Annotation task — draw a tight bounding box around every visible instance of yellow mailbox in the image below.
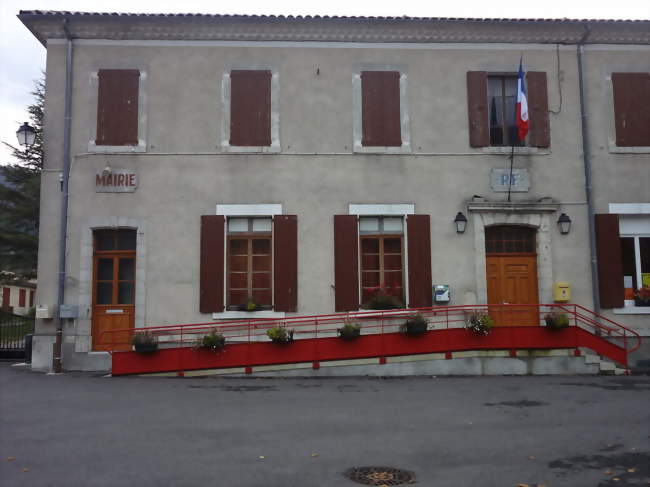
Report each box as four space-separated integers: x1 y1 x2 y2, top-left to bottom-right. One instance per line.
554 282 571 302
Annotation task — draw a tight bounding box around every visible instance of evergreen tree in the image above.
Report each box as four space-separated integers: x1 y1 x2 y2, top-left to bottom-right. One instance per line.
0 77 44 278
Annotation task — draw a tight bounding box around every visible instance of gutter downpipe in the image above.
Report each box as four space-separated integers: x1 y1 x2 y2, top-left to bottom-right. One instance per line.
52 19 73 373
576 25 601 314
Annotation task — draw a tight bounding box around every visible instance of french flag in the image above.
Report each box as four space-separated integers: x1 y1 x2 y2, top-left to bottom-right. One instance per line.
516 59 529 142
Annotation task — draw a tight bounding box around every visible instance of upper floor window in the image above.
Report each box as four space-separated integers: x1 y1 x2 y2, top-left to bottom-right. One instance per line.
361 71 402 147
467 71 549 149
96 69 140 146
230 70 272 147
612 72 650 148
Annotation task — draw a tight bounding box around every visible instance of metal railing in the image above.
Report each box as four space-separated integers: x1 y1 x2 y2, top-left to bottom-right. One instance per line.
99 303 641 358
0 311 35 358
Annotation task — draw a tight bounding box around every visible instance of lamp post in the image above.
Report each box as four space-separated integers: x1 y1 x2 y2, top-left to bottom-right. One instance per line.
16 122 36 147
454 212 468 234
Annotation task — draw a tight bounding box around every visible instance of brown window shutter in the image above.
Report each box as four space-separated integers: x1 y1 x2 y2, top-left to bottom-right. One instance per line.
230 70 272 146
595 214 624 309
361 71 402 147
466 71 489 147
334 215 359 311
273 215 298 312
200 215 225 313
406 215 432 308
526 72 550 148
96 69 140 146
612 73 650 147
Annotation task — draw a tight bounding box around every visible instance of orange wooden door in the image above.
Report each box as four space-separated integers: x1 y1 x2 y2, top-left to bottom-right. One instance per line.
92 253 135 351
486 255 539 326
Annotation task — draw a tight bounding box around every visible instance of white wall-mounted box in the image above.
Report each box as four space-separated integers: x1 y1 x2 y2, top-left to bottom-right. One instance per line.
35 305 53 319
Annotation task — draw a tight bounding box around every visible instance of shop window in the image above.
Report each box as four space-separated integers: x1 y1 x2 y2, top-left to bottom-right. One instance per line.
361 71 402 147
227 218 273 309
612 73 650 147
229 70 272 147
621 236 650 306
96 69 140 146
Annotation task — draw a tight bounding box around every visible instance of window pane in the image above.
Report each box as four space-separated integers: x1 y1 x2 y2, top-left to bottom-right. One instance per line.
229 273 247 289
230 239 248 255
383 217 403 233
640 238 650 287
117 230 136 250
96 282 113 304
97 258 113 281
117 282 134 305
252 272 271 288
118 258 135 281
252 218 272 232
229 290 248 306
362 254 380 271
384 238 402 254
228 218 248 233
359 217 379 233
95 231 115 251
621 237 637 293
384 271 403 289
252 289 272 305
229 256 248 272
384 254 402 271
361 238 379 253
252 255 271 271
252 239 271 254
362 272 380 287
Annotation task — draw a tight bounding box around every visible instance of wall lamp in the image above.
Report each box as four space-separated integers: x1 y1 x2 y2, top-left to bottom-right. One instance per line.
557 213 572 235
16 122 36 147
454 212 468 234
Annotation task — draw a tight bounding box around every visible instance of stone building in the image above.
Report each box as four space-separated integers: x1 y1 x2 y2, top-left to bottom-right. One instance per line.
18 11 650 372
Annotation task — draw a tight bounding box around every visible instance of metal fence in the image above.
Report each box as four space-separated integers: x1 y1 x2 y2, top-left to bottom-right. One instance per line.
0 311 35 359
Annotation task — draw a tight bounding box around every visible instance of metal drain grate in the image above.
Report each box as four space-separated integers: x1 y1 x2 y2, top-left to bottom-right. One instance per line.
344 466 416 485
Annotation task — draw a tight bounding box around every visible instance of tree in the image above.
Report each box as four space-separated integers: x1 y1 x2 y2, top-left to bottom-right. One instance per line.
0 77 44 278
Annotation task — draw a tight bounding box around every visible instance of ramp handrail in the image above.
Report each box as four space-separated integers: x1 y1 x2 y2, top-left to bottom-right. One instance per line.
99 303 641 361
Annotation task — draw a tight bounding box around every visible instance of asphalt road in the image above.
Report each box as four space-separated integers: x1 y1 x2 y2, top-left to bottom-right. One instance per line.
1 362 649 487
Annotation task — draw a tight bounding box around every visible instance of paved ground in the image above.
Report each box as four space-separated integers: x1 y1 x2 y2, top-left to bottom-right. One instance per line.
1 362 649 487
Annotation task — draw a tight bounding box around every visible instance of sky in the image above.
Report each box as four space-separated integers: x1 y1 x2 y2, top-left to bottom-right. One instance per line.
1 0 648 164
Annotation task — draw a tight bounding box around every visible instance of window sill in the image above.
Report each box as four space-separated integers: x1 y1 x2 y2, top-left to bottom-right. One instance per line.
220 143 281 154
613 306 650 315
88 141 147 153
212 311 286 320
608 144 650 154
353 143 412 154
481 146 548 155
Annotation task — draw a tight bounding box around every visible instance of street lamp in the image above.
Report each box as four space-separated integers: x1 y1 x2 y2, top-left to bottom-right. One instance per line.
16 122 36 147
557 213 572 235
454 212 468 234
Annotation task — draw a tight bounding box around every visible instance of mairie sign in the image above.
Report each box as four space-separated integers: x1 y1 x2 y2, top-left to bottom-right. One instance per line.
95 169 138 193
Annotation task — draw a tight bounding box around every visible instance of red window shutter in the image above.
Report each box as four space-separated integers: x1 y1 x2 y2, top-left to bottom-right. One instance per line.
612 73 650 147
230 70 272 146
273 215 298 312
466 71 489 147
2 287 9 311
595 214 624 309
334 215 359 311
19 289 26 307
200 215 225 313
406 215 432 308
526 72 550 148
29 290 34 307
96 69 140 146
361 71 402 147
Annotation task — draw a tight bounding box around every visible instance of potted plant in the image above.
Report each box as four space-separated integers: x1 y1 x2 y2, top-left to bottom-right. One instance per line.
266 325 294 344
634 287 650 307
544 312 570 330
237 298 262 312
195 329 226 352
465 313 494 336
337 321 361 340
132 331 158 353
400 313 428 335
361 283 404 310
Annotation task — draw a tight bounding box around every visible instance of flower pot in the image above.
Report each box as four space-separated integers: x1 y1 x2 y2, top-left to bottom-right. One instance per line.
338 327 361 340
134 342 158 354
403 320 428 335
634 297 650 307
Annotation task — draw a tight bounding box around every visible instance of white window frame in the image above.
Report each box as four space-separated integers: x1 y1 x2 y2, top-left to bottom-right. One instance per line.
610 205 650 314
352 67 411 154
88 69 148 153
213 204 285 319
220 67 281 153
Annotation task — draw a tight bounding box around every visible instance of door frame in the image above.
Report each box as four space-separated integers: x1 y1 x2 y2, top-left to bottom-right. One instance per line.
467 202 560 306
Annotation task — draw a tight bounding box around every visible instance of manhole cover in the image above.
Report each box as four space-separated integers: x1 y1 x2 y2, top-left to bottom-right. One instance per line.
345 466 416 485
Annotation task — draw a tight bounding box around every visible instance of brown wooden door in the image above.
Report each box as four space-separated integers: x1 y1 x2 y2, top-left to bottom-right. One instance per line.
91 230 136 351
486 255 539 326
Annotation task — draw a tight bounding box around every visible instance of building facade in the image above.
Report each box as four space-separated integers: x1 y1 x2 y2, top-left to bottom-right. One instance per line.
19 11 650 372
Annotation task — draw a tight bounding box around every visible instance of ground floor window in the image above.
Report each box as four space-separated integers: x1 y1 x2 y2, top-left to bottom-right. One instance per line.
621 236 650 307
227 218 272 310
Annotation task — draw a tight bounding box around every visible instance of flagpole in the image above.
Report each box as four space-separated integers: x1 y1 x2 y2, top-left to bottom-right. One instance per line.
507 143 515 202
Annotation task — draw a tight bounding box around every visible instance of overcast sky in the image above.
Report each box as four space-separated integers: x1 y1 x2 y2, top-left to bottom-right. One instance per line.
1 0 648 164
